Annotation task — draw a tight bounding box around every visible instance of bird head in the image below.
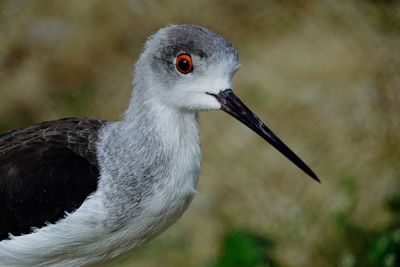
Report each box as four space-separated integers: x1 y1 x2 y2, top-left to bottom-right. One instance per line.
134 24 239 111
132 24 320 182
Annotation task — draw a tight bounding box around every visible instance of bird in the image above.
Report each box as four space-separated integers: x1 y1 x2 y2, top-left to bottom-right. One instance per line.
0 24 319 267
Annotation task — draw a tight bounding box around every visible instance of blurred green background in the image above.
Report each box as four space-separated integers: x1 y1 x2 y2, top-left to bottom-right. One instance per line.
1 1 400 266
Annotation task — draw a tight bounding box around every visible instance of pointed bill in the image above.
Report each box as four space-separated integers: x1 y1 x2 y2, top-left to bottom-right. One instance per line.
208 89 320 182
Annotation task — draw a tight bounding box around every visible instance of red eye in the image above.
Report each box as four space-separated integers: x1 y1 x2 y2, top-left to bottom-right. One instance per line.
175 54 193 74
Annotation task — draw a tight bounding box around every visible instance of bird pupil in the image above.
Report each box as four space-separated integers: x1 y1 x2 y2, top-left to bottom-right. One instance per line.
179 59 189 70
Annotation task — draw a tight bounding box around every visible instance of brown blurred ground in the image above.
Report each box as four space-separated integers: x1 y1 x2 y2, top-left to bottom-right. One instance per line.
1 1 400 267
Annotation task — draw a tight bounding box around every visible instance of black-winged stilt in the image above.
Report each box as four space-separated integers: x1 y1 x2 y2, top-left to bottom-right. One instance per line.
0 24 319 267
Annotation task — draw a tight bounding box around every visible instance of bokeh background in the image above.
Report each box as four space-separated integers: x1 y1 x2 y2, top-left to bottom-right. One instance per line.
1 1 400 266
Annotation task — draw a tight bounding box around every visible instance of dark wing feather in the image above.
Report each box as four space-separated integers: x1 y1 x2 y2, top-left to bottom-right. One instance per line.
0 118 105 241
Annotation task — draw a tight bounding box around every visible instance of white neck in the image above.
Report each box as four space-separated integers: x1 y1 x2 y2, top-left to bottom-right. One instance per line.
98 82 202 222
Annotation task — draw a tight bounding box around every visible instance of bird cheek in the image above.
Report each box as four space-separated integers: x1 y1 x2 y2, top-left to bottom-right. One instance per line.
180 92 221 111
196 93 222 111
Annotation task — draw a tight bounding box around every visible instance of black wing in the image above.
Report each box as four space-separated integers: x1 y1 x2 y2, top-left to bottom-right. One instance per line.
0 118 105 241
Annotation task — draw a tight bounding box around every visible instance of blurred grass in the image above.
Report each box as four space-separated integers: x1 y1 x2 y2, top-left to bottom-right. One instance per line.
1 0 400 266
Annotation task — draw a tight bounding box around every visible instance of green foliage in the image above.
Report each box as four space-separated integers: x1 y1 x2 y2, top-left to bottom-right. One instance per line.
336 182 400 267
366 228 400 267
210 230 281 267
365 190 400 267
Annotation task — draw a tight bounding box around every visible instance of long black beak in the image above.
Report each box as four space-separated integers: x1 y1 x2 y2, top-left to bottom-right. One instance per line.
207 89 320 183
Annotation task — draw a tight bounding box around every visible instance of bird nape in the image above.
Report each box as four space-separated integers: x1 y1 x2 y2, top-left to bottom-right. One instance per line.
0 24 319 267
